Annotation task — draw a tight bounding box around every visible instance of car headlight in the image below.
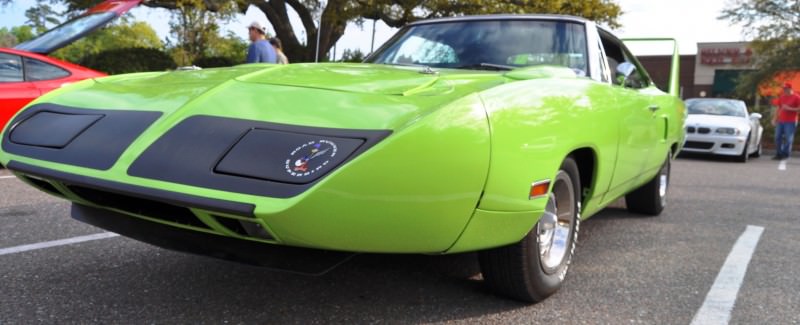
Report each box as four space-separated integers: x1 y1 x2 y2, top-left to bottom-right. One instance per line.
715 127 740 135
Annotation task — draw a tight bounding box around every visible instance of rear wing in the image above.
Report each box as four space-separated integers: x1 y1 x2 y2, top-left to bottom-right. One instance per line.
622 38 680 98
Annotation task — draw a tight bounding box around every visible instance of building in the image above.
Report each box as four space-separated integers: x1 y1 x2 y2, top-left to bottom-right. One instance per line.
638 42 756 99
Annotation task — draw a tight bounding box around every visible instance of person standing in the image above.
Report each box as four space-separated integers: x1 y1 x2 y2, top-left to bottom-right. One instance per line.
246 22 277 64
771 82 800 160
269 37 289 64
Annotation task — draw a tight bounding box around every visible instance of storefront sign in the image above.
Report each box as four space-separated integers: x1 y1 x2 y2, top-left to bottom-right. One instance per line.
699 47 753 65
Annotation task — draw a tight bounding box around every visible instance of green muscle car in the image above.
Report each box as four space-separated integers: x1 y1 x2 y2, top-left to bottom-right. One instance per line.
0 15 685 302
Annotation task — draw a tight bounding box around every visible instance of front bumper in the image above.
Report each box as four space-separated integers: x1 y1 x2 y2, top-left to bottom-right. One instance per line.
681 133 747 156
1 101 527 256
7 160 541 258
71 203 354 275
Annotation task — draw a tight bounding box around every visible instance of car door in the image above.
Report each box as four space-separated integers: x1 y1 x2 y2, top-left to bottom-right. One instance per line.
0 52 41 128
598 31 662 198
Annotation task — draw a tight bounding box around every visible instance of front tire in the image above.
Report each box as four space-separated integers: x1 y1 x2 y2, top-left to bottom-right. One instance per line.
625 153 670 216
479 157 580 303
751 140 762 158
735 134 751 163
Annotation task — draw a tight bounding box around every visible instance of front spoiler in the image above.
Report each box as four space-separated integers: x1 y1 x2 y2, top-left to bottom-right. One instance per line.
72 203 355 275
7 160 254 216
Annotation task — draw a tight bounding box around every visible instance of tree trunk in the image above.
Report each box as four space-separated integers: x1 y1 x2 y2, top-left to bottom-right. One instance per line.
250 0 347 63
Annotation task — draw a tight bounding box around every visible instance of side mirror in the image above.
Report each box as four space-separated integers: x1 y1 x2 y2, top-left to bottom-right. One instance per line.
615 62 636 86
750 113 762 120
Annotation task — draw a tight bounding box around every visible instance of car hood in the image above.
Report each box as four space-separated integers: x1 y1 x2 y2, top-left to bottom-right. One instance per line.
686 114 750 128
14 0 141 54
43 63 575 131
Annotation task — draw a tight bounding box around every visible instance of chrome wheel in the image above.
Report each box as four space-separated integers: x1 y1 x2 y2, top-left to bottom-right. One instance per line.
537 170 575 273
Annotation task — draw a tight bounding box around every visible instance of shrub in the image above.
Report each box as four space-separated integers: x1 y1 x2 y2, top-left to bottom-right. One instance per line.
193 56 239 68
80 47 177 75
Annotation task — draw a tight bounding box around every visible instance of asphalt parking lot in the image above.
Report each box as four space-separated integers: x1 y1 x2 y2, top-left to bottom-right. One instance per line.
1 154 799 324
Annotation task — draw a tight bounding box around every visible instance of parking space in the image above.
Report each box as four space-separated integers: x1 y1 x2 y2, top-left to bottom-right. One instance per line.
1 156 799 323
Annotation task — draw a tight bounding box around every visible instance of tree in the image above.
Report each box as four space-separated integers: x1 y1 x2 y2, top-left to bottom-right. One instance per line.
0 26 39 47
25 0 62 34
340 48 365 62
720 0 800 98
0 28 17 47
167 0 239 66
11 26 36 43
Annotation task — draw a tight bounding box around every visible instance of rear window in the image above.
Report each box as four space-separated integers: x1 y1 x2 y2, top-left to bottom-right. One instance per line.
24 57 71 81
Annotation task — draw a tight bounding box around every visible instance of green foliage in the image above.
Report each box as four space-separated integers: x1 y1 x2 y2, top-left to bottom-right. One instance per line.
0 26 37 47
167 0 239 66
0 28 18 47
12 25 36 43
340 48 365 62
79 47 176 74
51 20 164 63
202 31 248 64
721 0 800 99
193 56 237 68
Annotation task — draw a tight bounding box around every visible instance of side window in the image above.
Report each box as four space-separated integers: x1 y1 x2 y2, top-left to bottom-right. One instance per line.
599 31 649 89
620 48 649 89
0 53 24 82
23 57 70 81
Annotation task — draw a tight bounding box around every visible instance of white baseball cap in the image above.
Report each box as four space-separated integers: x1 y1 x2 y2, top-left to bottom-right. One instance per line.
247 21 266 34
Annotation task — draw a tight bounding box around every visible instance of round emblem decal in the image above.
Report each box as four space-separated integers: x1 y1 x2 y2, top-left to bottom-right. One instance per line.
285 140 338 177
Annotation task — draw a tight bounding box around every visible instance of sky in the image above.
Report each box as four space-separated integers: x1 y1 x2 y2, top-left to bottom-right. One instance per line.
0 0 747 58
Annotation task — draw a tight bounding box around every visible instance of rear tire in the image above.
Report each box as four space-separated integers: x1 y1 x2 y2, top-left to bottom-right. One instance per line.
625 153 670 216
479 157 580 303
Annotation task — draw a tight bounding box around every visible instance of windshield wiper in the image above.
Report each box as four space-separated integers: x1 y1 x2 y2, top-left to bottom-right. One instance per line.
456 63 515 71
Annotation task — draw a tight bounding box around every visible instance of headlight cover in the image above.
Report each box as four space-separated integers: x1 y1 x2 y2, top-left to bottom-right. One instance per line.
215 129 366 184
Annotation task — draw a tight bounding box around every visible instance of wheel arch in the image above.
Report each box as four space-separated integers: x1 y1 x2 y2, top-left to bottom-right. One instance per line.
567 147 596 204
670 142 680 158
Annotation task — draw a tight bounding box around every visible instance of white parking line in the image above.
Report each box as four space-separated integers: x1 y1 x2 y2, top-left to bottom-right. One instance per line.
0 232 119 256
0 175 16 180
778 160 787 171
691 225 764 325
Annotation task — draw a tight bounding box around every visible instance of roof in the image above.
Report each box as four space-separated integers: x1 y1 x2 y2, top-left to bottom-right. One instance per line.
407 14 591 26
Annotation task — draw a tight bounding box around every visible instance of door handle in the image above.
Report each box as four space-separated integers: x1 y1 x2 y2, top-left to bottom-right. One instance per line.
648 105 660 112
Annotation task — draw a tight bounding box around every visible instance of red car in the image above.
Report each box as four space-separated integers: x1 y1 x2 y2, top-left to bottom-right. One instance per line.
0 0 141 130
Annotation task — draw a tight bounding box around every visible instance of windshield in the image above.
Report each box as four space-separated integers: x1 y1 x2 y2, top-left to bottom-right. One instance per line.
15 12 115 54
686 99 747 117
366 19 588 74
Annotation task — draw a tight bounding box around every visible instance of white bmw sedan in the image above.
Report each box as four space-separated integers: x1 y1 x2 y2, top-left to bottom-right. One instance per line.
681 98 764 162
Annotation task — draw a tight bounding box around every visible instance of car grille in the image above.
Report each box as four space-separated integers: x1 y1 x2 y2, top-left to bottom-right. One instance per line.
66 185 211 229
686 126 711 134
684 141 714 149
